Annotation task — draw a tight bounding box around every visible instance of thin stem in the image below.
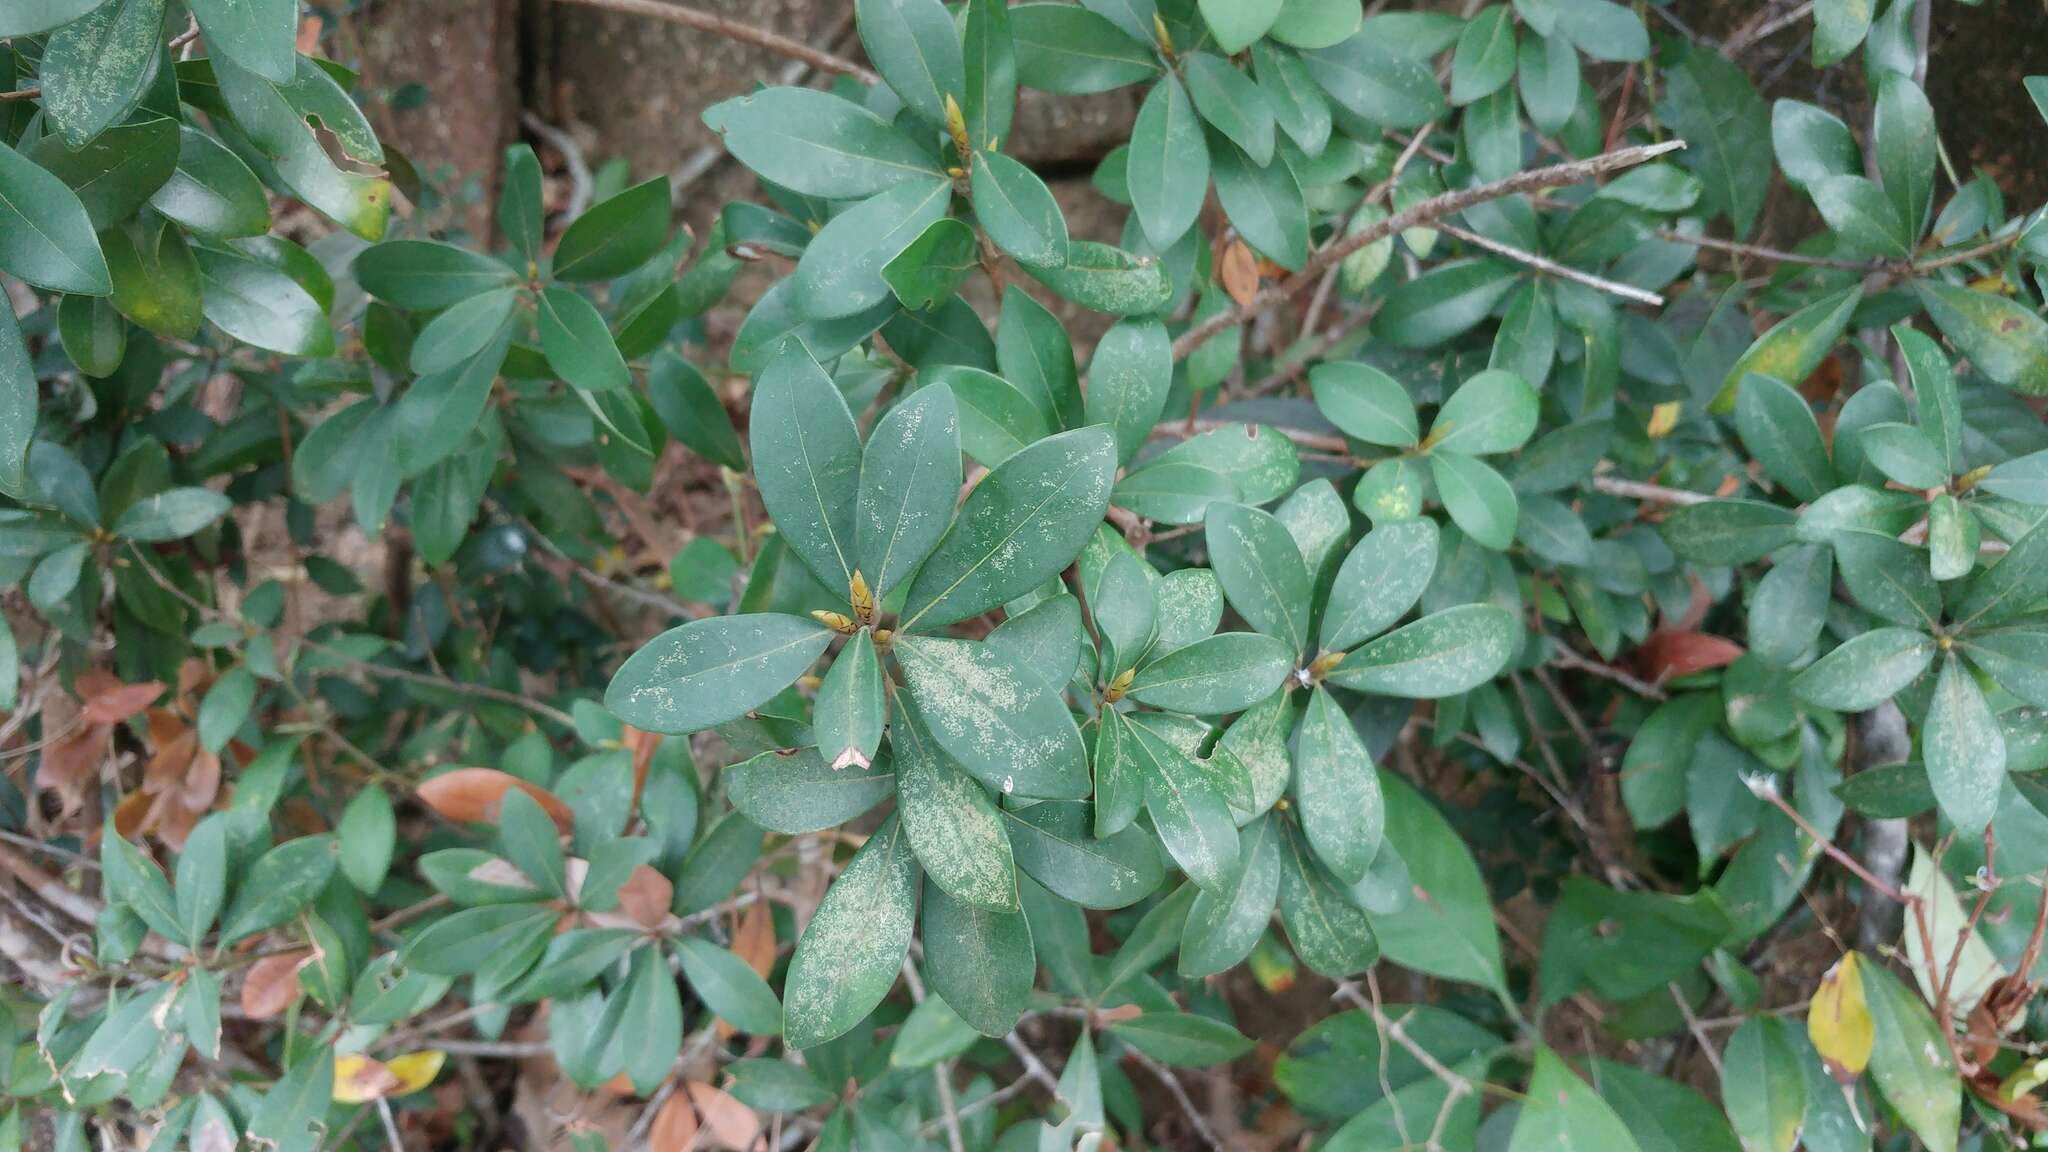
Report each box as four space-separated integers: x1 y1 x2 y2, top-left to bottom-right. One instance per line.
1759 788 1910 904
1437 222 1665 306
546 0 878 83
1173 140 1689 360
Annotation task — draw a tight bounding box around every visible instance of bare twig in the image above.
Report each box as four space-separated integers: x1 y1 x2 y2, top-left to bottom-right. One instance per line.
1590 473 1713 506
547 0 877 83
1173 140 1689 360
1437 222 1665 306
1124 1047 1225 1152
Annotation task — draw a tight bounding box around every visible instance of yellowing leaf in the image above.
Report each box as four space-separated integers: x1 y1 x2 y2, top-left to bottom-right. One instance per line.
385 1050 447 1095
1808 952 1874 1077
333 1050 445 1103
1647 401 1682 439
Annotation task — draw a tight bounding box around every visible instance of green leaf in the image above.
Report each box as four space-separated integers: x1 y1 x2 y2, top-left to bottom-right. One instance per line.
606 613 832 735
920 879 1034 1036
0 0 111 37
1126 717 1241 891
1954 510 2048 627
610 945 683 1094
1833 530 1939 628
1084 320 1172 468
725 1058 831 1112
726 746 894 834
1897 324 1961 472
1516 29 1579 134
188 0 294 81
246 1046 334 1152
971 150 1069 271
151 126 271 239
1295 685 1383 883
1914 282 2048 396
1857 422 1947 489
1302 32 1446 128
1924 652 2003 833
783 815 919 1048
1810 174 1912 257
892 996 981 1067
1206 502 1312 657
212 56 392 240
1129 74 1209 250
1722 1018 1807 1152
196 665 254 753
1373 773 1505 990
1812 0 1874 63
1200 0 1280 51
1101 880 1198 993
1153 422 1301 505
1311 361 1418 448
1662 45 1768 238
408 287 516 378
173 814 227 946
1328 603 1518 698
1127 632 1293 714
1792 627 1934 712
538 287 629 393
1861 959 1960 1152
0 142 111 295
1109 1012 1254 1067
1181 814 1282 976
1451 5 1517 105
797 177 954 319
882 218 978 309
1734 373 1833 501
197 246 333 356
1277 820 1377 977
856 0 965 125
552 176 671 283
1374 259 1518 348
1022 240 1174 316
1012 4 1159 93
815 629 884 773
702 87 942 199
220 835 338 942
1004 797 1163 909
942 365 1050 466
111 487 230 542
1209 131 1309 270
892 697 1017 910
962 0 1016 148
1430 450 1519 550
40 0 164 145
1510 1048 1643 1152
1321 519 1437 653
749 342 863 590
355 241 516 310
1873 73 1936 238
57 293 123 379
103 217 201 340
1185 52 1277 166
1660 499 1799 565
854 385 960 602
1771 99 1860 189
1552 0 1646 59
1712 287 1862 413
677 937 782 1035
900 426 1115 630
1430 369 1538 456
896 634 1090 799
1595 1060 1743 1152
650 352 745 471
337 785 395 895
500 144 543 266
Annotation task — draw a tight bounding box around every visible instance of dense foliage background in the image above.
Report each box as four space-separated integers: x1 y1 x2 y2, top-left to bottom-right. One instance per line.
1 0 2047 1149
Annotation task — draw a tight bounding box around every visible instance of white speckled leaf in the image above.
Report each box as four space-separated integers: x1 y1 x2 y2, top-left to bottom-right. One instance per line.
855 379 961 598
783 815 920 1048
1156 423 1303 506
892 698 1018 911
1003 798 1164 909
1205 501 1312 656
1326 603 1518 698
1180 813 1282 977
1923 653 2003 833
895 635 1091 799
900 426 1116 630
1294 686 1383 884
1153 568 1225 656
750 342 864 592
814 628 885 772
605 613 831 735
1321 518 1440 652
40 0 164 146
1218 688 1296 817
1277 819 1378 978
1125 718 1240 890
725 746 895 834
1128 632 1293 715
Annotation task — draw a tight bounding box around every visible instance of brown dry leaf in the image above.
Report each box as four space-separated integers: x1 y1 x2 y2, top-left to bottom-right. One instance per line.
81 676 167 725
617 865 674 931
731 901 775 979
686 1082 759 1151
1218 239 1259 307
242 950 313 1019
1635 630 1745 682
417 768 574 831
650 1090 699 1152
36 671 165 817
622 726 660 803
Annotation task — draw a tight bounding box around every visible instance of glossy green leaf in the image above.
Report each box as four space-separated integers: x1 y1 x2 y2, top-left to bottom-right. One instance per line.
1277 820 1377 977
0 142 111 295
606 613 832 735
971 150 1069 269
797 177 953 319
1311 361 1418 448
1711 287 1861 413
1181 814 1282 977
1328 603 1518 698
1206 501 1312 656
882 217 978 309
553 176 671 283
1129 74 1209 250
1295 685 1383 884
1914 281 2048 396
1084 318 1172 465
1861 960 1960 1152
1429 450 1519 551
1451 5 1517 105
1924 652 2003 833
857 0 965 125
677 937 783 1036
702 87 942 199
750 342 864 591
855 384 961 598
1002 798 1164 909
920 879 1033 1036
1374 259 1518 349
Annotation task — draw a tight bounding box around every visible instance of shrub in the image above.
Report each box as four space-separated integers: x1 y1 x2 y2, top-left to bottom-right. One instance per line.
2 0 2047 1149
